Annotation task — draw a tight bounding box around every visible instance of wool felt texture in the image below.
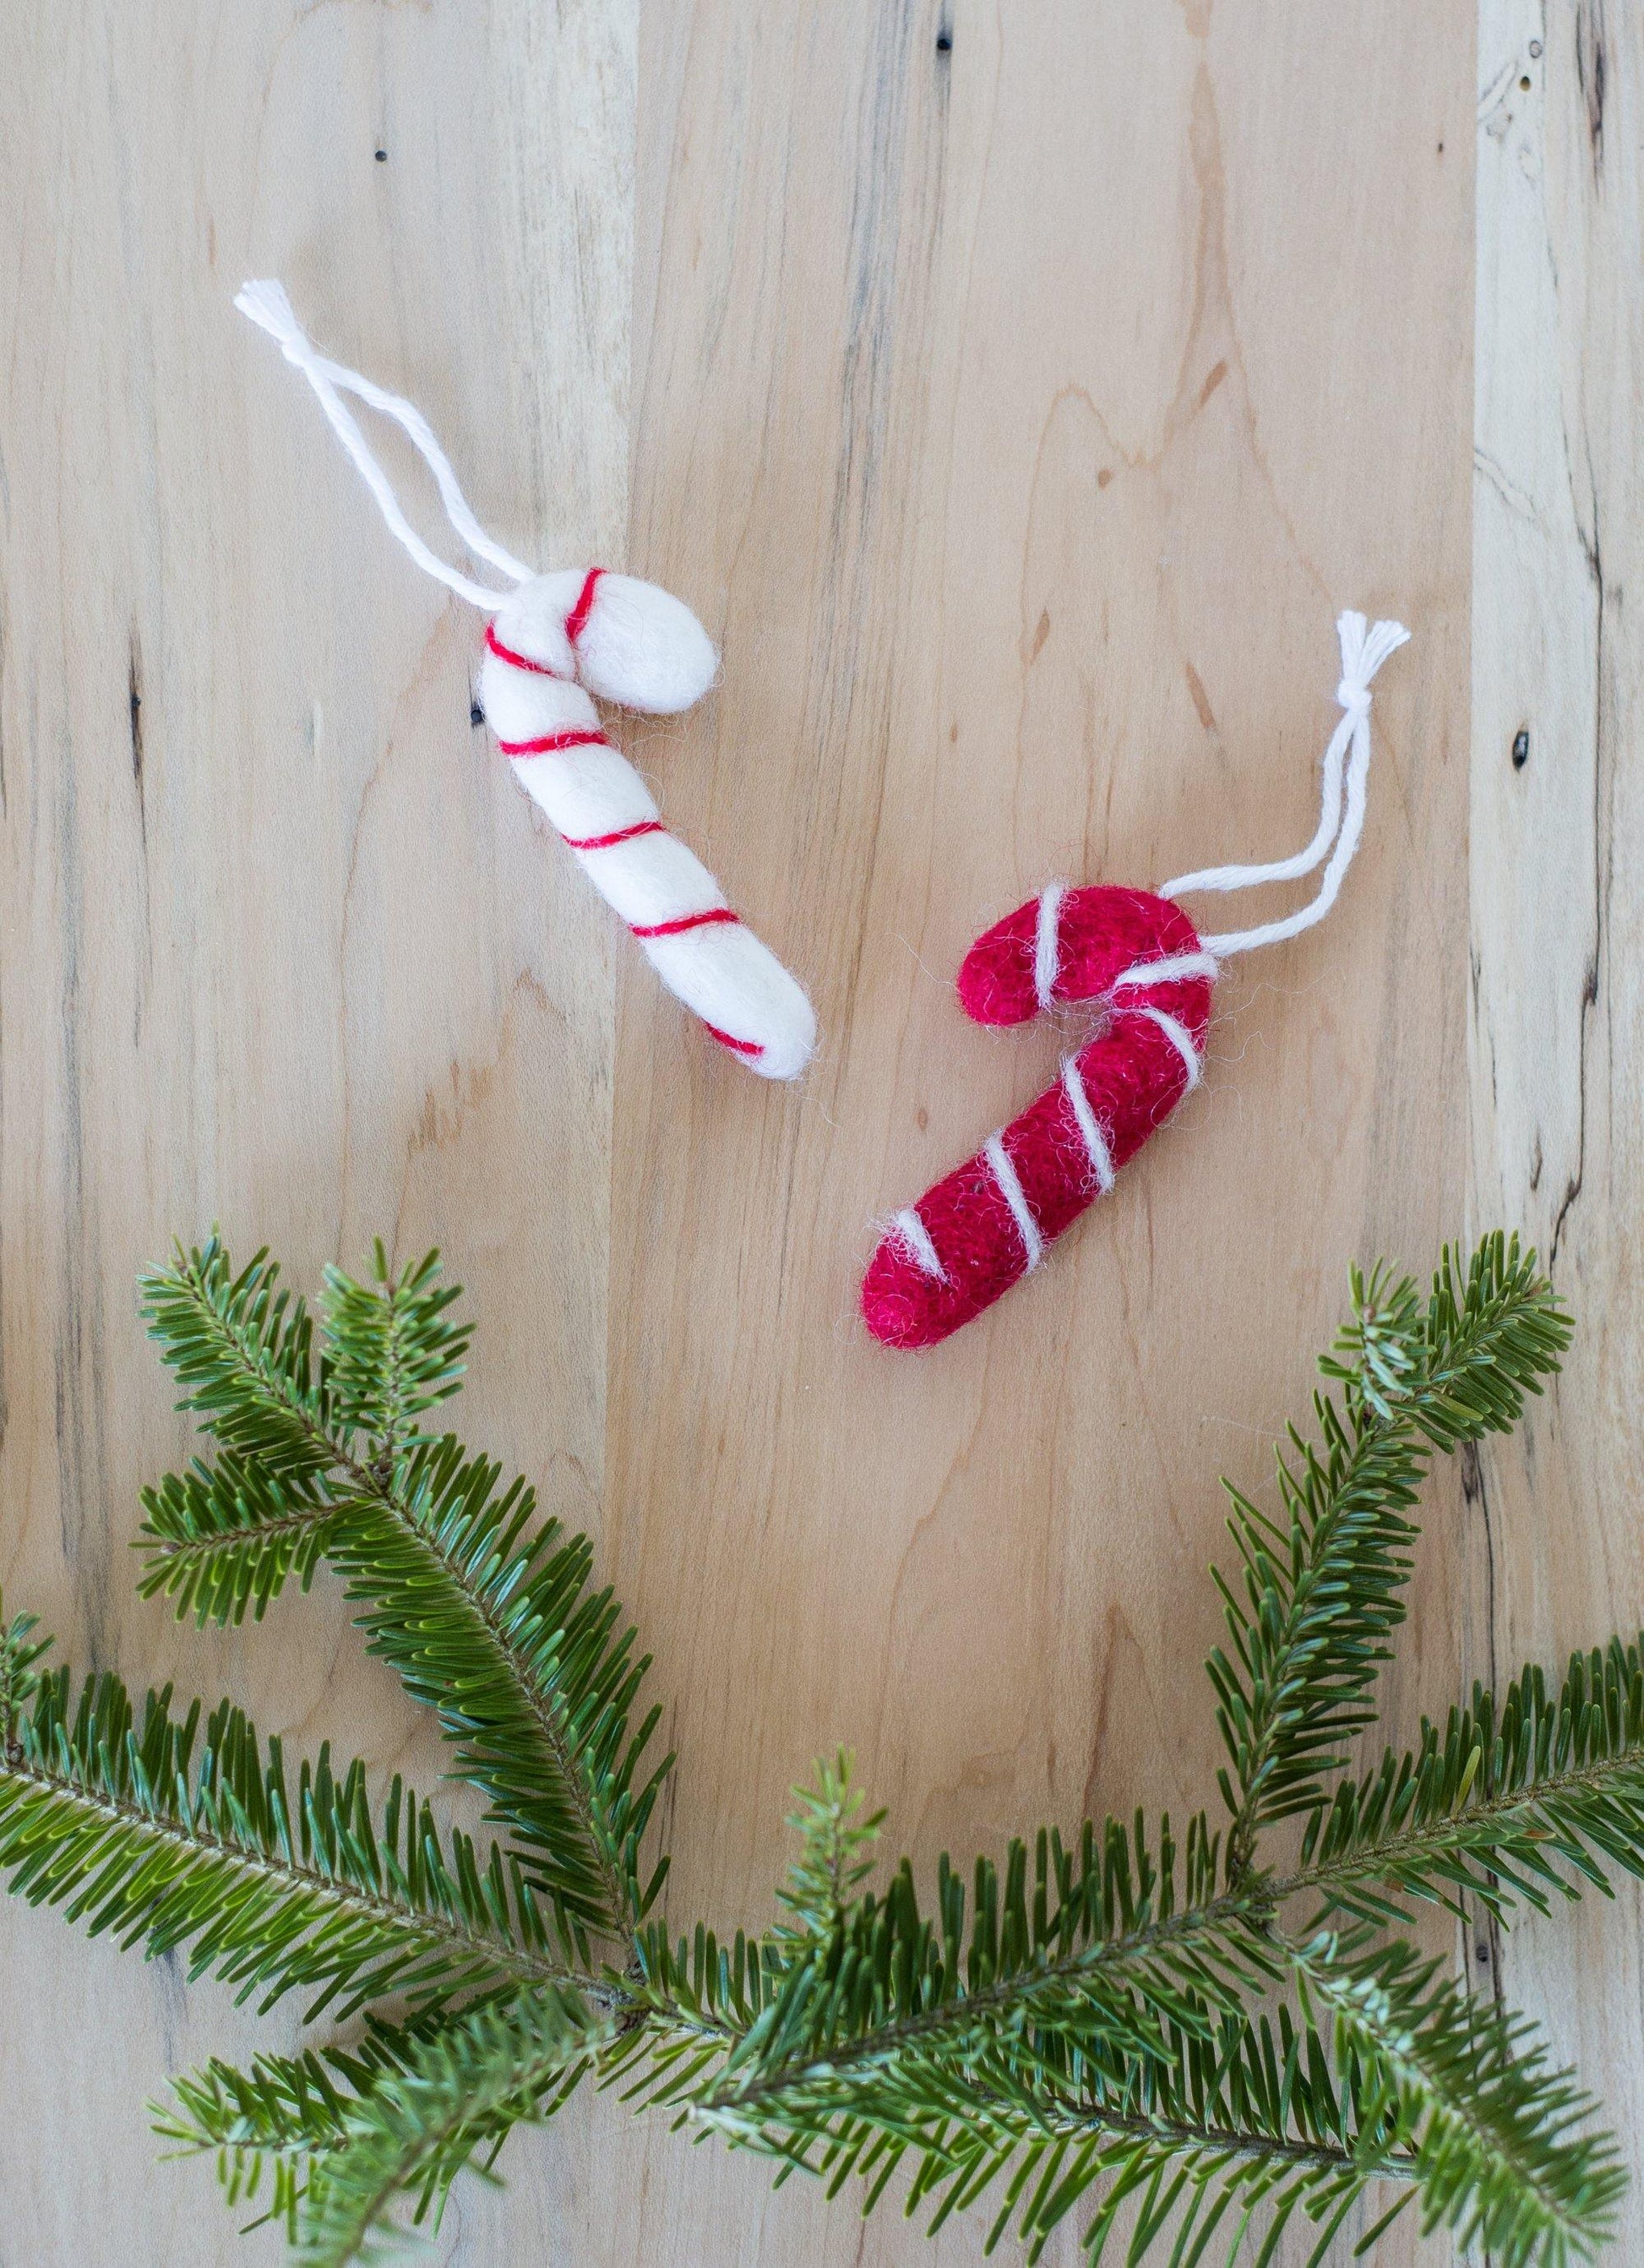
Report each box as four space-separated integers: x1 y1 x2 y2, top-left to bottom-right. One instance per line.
862 613 1407 1349
237 281 816 1081
863 890 1213 1349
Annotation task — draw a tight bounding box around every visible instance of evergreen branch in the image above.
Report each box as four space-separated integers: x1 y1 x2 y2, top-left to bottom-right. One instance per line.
11 1229 1637 2268
772 1748 884 1940
1325 1239 1573 1449
139 1242 668 1955
155 2046 358 2238
0 1622 576 2024
159 1997 604 2263
288 1985 607 2267
0 1595 50 1746
324 1445 669 1955
141 1240 336 1482
320 1245 470 1454
944 2004 1422 2265
691 1997 1421 2268
1210 1234 1570 1878
1288 1637 1644 1927
607 1919 785 2109
1209 1402 1423 1878
154 2012 526 2242
135 1457 340 1627
134 1248 468 1629
678 1767 1278 2150
1293 1934 1625 2268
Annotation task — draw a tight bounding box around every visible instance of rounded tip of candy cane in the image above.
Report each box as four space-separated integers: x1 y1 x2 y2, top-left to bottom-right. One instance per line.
574 575 719 714
862 1254 941 1348
638 920 817 1080
861 1190 1013 1348
710 949 815 1080
735 997 816 1081
959 886 1211 1024
860 1235 966 1349
958 902 1047 1026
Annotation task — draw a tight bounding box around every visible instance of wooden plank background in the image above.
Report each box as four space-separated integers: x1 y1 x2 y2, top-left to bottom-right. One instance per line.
0 1 1636 2261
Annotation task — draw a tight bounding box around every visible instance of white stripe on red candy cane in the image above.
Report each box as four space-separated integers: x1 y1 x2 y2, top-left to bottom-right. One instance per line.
1131 1006 1203 1091
1033 881 1066 1011
983 1133 1044 1271
237 280 816 1082
890 1208 946 1284
1109 951 1220 990
991 990 1192 1263
1059 1054 1115 1194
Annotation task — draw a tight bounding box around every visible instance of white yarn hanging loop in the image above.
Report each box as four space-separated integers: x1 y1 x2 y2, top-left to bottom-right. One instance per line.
1162 610 1410 960
234 280 532 606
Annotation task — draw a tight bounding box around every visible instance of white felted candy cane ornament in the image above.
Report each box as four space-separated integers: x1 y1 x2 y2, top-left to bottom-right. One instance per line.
236 281 816 1080
862 613 1410 1348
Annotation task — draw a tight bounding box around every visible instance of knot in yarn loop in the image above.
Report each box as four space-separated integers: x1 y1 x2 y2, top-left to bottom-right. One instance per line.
237 279 321 373
1161 608 1410 958
1336 608 1411 706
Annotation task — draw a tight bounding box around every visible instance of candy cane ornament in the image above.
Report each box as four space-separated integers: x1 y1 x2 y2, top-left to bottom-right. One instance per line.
236 281 816 1080
861 613 1410 1349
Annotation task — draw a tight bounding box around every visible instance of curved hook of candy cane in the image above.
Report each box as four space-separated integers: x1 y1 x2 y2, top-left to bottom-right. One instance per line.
956 885 1217 1028
1162 610 1410 958
235 280 534 604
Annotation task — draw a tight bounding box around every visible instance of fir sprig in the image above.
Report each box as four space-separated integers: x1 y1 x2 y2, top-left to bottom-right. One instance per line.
159 1987 609 2266
1294 1934 1625 2265
0 1633 574 2021
687 1810 1277 2152
288 1986 607 2267
320 1243 471 1450
1293 1638 1644 1927
1209 1235 1571 1878
2 1229 1637 2267
135 1237 668 1957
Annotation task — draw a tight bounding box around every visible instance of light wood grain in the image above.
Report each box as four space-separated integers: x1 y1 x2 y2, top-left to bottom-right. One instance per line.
602 4 1471 2262
0 0 633 2257
2 0 1638 2263
1469 1 1644 2261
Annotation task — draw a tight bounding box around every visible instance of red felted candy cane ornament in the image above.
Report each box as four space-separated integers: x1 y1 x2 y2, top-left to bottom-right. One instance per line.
236 282 816 1080
862 613 1409 1349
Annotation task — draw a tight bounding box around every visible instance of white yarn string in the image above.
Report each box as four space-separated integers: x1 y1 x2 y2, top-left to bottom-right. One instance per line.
1162 612 1410 959
235 279 533 607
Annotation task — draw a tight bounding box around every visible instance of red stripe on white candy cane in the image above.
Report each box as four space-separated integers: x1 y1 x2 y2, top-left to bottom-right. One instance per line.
861 887 1214 1349
496 728 611 757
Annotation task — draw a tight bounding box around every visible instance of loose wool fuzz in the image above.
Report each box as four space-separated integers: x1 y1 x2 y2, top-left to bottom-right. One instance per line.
862 613 1409 1349
237 281 816 1081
